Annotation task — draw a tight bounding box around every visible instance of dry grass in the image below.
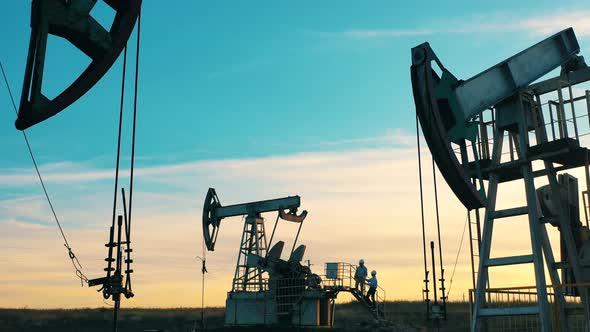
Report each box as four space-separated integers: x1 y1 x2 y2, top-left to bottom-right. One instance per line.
0 301 471 331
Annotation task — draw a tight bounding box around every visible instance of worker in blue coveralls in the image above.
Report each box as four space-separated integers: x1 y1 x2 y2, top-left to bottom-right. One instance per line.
354 259 368 294
365 270 378 308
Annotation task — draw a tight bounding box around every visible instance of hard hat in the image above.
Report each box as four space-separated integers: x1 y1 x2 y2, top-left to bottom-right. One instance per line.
359 259 364 265
371 270 377 276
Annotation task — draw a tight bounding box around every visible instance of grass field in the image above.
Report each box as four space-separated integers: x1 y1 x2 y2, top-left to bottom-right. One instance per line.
0 301 471 331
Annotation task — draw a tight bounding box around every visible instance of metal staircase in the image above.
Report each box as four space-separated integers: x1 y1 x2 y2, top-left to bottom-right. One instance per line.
322 263 386 320
349 287 385 319
468 210 482 291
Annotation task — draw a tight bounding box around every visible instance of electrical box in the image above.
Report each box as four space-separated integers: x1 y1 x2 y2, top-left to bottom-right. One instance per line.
325 263 340 279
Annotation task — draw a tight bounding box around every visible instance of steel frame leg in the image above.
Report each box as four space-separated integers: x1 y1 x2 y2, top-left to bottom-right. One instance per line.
516 100 551 331
540 223 570 331
545 161 590 329
471 130 504 332
521 162 551 331
471 126 556 332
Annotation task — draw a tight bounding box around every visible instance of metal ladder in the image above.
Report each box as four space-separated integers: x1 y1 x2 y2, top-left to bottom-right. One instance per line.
471 95 569 332
468 209 482 291
349 288 385 319
345 265 385 320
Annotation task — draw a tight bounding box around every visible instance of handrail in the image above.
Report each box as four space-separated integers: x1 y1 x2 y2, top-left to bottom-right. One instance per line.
350 264 386 302
322 262 386 317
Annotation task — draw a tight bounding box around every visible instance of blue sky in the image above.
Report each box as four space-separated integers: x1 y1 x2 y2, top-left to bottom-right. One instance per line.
2 0 588 167
1 1 590 307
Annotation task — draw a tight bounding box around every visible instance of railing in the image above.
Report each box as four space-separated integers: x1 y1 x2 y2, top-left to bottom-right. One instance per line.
452 87 590 164
322 262 386 317
231 277 269 292
468 284 589 332
227 262 388 318
275 278 307 315
322 262 355 289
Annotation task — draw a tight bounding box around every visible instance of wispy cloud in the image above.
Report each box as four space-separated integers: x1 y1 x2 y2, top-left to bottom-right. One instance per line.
0 130 570 308
316 129 414 147
0 135 455 308
0 130 416 187
331 10 590 40
268 129 416 151
2 218 50 230
523 11 590 37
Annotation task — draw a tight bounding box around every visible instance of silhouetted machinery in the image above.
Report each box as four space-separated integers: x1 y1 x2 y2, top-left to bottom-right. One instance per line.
13 2 142 331
537 174 590 296
17 0 141 130
202 188 335 327
411 27 590 331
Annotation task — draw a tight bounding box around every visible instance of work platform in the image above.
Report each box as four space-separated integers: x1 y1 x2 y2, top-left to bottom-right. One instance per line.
322 263 386 320
468 138 590 183
225 262 386 327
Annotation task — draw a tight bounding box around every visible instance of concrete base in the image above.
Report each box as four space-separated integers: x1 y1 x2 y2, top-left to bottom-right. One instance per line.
224 291 333 327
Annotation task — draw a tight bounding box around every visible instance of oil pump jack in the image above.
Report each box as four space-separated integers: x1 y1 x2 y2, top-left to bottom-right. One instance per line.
202 188 341 327
412 27 590 331
8 1 142 331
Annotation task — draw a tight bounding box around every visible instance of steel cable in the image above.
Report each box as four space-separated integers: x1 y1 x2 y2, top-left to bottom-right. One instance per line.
106 44 128 283
416 115 430 305
0 60 88 285
446 212 469 299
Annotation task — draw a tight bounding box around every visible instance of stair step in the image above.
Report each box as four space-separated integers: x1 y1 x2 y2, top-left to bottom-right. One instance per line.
490 206 529 219
478 306 539 317
485 254 534 267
